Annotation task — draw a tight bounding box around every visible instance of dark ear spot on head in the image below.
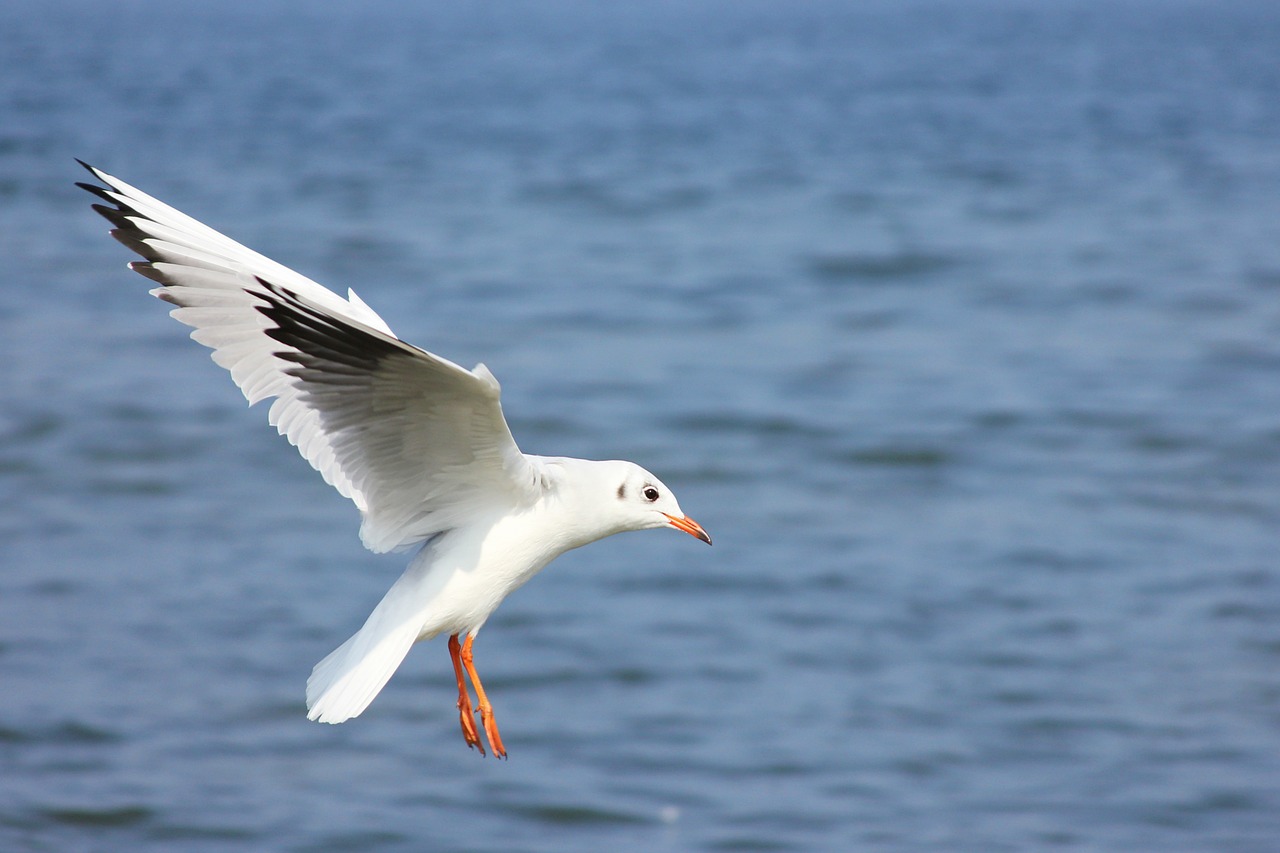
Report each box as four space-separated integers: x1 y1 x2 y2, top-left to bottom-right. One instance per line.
617 483 626 500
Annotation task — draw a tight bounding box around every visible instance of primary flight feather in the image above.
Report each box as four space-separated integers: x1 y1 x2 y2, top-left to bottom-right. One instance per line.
78 161 710 758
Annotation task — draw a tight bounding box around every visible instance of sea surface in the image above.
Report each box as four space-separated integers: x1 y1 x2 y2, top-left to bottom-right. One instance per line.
3 1 1280 850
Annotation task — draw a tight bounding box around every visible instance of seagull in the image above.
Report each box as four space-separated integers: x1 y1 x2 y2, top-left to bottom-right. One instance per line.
77 161 710 758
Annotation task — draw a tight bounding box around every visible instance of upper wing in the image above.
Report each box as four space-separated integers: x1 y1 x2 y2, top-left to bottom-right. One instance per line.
79 161 546 553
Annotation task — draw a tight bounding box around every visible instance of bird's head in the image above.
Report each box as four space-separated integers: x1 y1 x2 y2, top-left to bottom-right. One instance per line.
601 461 712 545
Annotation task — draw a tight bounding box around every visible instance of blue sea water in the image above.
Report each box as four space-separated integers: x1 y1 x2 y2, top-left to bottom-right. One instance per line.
3 0 1280 850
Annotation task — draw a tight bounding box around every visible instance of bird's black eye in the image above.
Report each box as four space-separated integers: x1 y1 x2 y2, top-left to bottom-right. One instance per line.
643 486 660 502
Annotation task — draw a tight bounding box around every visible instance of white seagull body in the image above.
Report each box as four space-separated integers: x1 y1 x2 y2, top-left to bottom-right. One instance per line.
78 161 710 757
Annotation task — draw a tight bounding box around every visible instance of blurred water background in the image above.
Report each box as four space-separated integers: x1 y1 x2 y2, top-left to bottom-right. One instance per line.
3 0 1280 850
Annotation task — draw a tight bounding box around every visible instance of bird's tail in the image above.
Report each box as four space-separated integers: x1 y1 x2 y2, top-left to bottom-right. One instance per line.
306 556 442 724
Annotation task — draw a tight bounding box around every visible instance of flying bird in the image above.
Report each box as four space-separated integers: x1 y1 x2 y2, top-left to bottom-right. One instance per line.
78 161 710 758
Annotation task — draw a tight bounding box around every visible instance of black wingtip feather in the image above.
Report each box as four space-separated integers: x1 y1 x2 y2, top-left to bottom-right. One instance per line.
91 203 131 228
109 229 161 262
78 182 116 204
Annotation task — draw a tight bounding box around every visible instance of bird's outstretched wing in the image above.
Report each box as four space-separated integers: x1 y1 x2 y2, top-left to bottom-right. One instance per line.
79 161 545 553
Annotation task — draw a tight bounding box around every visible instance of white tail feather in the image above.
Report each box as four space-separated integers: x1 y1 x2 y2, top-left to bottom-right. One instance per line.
306 554 447 723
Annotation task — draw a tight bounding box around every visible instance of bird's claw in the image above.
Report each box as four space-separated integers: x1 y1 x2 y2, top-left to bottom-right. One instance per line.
479 703 507 759
457 698 484 755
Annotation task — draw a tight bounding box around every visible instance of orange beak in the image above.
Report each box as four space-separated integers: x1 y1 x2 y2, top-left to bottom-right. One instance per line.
663 513 712 545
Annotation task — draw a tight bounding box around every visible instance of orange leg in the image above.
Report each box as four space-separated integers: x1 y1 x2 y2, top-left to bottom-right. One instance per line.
448 634 483 755
459 635 507 759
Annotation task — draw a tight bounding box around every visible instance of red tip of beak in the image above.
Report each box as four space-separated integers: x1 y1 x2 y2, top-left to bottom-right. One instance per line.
663 513 712 545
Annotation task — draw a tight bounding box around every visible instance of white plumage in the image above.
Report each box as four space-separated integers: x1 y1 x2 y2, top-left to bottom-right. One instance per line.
80 161 710 757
